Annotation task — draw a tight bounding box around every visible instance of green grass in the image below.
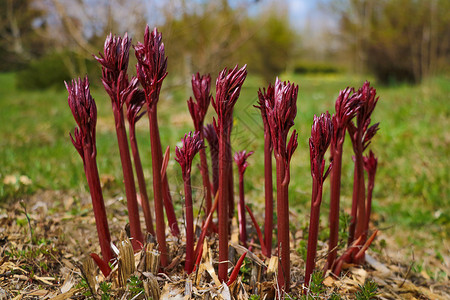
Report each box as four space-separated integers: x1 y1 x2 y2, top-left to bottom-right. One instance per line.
0 71 448 246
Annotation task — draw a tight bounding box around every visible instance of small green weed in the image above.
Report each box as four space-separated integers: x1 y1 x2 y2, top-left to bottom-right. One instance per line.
301 271 325 299
99 281 112 300
128 275 144 297
355 279 378 300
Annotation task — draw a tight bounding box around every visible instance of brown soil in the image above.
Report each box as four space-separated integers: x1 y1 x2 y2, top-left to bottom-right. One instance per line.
0 190 449 299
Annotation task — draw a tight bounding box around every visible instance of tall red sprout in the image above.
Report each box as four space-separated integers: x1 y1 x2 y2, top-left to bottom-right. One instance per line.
204 123 219 196
211 65 247 282
304 113 333 289
326 87 359 270
94 33 143 248
347 82 379 247
125 78 155 236
66 76 114 266
175 132 205 274
188 73 213 217
135 26 175 266
234 150 254 247
265 78 299 292
255 84 274 257
135 27 180 238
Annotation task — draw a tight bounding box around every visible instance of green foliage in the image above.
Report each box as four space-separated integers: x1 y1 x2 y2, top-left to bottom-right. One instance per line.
249 295 260 300
355 279 378 300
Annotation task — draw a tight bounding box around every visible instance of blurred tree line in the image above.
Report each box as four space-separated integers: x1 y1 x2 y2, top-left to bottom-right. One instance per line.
1 0 449 89
1 0 298 88
333 0 450 84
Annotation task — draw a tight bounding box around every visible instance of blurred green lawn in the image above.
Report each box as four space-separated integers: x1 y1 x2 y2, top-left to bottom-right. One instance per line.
0 71 448 254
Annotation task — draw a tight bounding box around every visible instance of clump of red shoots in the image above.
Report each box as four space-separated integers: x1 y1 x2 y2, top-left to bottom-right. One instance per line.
255 84 275 257
188 73 213 217
211 65 247 282
125 79 155 236
234 150 254 247
265 78 299 292
175 131 205 274
326 87 359 271
66 76 114 272
304 113 333 289
95 33 143 248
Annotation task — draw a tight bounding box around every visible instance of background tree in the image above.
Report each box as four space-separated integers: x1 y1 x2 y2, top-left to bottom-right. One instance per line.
0 0 46 70
332 0 450 83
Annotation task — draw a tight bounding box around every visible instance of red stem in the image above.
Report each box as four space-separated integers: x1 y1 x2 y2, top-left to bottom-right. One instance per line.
263 133 273 257
129 127 155 236
148 108 168 267
238 172 247 247
83 148 114 264
227 143 235 222
275 155 290 292
348 132 366 246
199 142 212 217
227 251 247 286
353 141 367 244
210 146 219 196
304 182 323 288
218 132 230 282
364 173 375 237
152 123 180 237
326 144 343 270
183 176 195 274
245 205 266 256
114 113 143 249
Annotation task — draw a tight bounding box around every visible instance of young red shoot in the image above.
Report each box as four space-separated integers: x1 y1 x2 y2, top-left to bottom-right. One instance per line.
234 150 254 247
326 87 359 270
66 76 114 265
175 131 205 274
135 26 174 266
95 33 143 249
125 78 155 236
227 251 247 286
211 65 248 282
265 78 299 292
304 113 333 289
188 73 213 217
255 84 275 257
90 253 112 277
347 82 379 247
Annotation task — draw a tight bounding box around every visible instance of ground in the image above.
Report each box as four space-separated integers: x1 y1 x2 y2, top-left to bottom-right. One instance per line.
0 190 448 299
